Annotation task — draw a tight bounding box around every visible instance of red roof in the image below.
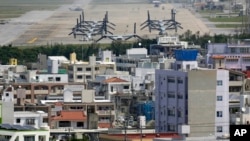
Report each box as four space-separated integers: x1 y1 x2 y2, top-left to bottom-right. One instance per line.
103 77 128 83
52 111 86 121
212 55 225 59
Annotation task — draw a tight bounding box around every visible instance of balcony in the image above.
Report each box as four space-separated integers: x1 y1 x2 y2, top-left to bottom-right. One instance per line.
33 90 49 94
229 81 243 86
96 110 115 115
98 120 111 123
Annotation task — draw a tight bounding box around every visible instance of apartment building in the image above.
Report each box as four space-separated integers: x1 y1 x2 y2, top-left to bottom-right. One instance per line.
150 36 185 57
115 48 148 74
115 48 166 77
0 124 50 141
206 39 250 71
14 111 48 129
67 53 116 83
48 102 115 129
155 49 230 138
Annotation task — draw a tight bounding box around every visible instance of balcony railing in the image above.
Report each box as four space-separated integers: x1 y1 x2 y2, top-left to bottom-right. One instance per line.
229 81 243 86
96 110 115 115
98 120 110 123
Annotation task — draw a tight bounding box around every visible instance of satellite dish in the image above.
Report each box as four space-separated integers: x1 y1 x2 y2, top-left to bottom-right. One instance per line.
241 107 246 113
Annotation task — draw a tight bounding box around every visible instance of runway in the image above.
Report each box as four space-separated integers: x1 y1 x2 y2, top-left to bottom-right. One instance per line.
0 0 224 46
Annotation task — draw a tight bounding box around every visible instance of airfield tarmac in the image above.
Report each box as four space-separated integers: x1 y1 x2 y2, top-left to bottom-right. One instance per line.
0 0 214 46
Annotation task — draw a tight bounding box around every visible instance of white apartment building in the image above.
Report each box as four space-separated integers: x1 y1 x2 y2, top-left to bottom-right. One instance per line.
115 48 155 75
0 126 50 141
132 68 155 97
13 111 48 129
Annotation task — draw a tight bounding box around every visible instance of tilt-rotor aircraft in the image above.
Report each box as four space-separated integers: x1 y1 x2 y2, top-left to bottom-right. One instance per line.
140 9 183 35
68 10 115 41
96 23 142 42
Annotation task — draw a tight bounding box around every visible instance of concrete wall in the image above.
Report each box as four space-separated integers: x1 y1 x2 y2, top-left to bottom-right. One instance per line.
82 90 95 103
188 70 216 137
2 102 14 124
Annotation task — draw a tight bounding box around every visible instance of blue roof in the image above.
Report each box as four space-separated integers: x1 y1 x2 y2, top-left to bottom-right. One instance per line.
174 49 198 61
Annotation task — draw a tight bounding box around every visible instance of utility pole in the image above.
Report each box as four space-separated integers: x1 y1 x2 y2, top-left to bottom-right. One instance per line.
140 125 142 141
110 105 112 128
124 120 128 141
247 0 250 33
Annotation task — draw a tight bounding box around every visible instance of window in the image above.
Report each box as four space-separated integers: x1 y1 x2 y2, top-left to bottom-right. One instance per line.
230 48 236 53
217 80 223 86
59 121 70 127
24 136 35 141
86 75 92 79
16 118 20 123
26 95 31 99
86 68 91 71
177 94 183 99
48 77 53 81
168 109 175 116
69 74 73 79
77 67 83 71
95 67 99 71
111 86 113 92
177 110 182 117
168 92 175 98
217 126 223 132
123 86 129 89
77 75 83 79
77 122 84 127
5 93 9 97
26 119 35 125
240 48 249 53
226 59 238 62
217 111 223 117
55 77 61 81
139 83 143 87
167 124 175 131
217 96 223 101
167 77 175 83
177 79 183 84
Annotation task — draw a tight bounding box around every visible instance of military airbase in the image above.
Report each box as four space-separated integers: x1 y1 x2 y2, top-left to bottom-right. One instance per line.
0 0 239 46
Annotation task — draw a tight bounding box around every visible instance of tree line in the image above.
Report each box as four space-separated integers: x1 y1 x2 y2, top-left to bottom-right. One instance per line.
1 31 250 65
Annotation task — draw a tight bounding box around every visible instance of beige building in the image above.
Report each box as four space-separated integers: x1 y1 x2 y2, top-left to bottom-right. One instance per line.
66 53 116 83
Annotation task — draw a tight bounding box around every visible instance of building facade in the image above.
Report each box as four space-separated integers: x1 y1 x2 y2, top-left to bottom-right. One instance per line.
155 49 230 137
206 40 250 71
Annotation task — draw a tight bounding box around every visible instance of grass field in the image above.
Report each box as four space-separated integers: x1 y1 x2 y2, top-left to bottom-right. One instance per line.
0 0 75 19
208 16 245 22
215 24 242 28
91 0 147 4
